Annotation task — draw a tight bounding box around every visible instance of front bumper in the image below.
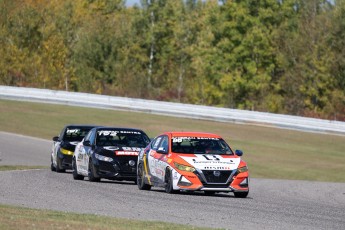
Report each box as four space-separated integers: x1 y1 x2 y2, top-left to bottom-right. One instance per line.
174 169 249 192
94 160 137 181
200 177 249 192
57 153 72 169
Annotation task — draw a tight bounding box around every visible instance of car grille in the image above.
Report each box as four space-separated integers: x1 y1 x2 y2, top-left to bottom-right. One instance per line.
200 170 233 184
100 162 114 171
62 155 73 168
116 159 136 173
99 159 136 173
119 164 136 173
202 183 231 188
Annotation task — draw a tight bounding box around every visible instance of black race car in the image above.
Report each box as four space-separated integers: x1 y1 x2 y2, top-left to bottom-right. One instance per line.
51 125 97 172
73 127 150 183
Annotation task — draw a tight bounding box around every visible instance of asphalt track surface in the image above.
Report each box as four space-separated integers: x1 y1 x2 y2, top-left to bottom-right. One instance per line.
0 131 344 230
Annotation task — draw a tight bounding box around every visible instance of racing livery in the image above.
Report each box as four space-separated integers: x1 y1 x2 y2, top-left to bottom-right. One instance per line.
72 127 150 182
137 132 249 198
51 125 97 172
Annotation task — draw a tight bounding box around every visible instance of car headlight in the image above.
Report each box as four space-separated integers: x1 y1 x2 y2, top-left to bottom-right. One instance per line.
95 153 113 162
237 166 248 173
60 148 74 155
174 162 195 172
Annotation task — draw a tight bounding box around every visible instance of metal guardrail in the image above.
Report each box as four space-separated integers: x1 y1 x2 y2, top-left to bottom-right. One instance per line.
1 85 344 135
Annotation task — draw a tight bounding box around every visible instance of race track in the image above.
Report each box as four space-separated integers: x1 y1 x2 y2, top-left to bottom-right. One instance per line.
1 132 344 230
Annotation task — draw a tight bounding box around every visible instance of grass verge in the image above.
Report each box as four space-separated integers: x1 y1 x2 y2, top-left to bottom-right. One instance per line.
0 204 213 230
0 165 48 171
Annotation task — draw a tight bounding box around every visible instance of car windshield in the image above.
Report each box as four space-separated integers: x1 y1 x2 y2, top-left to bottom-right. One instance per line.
63 127 92 142
96 130 149 147
171 136 233 155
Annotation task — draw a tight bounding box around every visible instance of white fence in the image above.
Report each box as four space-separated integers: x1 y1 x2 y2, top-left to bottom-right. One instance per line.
1 85 344 135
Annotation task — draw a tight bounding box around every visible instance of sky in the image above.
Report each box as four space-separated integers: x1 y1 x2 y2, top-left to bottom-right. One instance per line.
126 0 141 7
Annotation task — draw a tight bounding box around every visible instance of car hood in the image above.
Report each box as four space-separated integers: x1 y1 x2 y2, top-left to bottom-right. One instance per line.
178 154 240 170
61 141 79 151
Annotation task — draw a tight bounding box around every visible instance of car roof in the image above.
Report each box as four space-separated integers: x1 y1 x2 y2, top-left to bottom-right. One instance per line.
94 126 146 132
164 132 222 138
65 124 99 129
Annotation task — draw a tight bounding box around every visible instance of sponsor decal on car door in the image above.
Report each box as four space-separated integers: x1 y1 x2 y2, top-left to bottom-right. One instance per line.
149 151 168 182
148 135 169 182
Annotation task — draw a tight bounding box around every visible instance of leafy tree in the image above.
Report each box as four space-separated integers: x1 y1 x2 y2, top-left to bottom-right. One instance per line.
276 0 335 117
215 0 280 111
189 0 222 105
0 0 43 87
327 0 345 120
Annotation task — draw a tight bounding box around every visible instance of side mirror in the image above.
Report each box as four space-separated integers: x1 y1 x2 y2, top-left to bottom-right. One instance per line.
53 136 59 142
235 149 243 156
157 147 168 154
83 140 92 147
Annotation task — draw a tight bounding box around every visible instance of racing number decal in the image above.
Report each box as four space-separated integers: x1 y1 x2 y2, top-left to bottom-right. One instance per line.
203 155 220 161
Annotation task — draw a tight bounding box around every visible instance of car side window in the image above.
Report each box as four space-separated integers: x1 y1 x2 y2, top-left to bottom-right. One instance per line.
89 130 97 145
84 130 93 142
151 136 163 150
158 135 169 151
59 128 66 141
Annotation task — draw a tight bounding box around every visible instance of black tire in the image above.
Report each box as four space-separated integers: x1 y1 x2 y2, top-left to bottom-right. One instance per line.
88 160 100 182
165 168 178 194
137 164 151 190
234 191 249 198
56 157 65 173
50 157 56 171
72 158 84 180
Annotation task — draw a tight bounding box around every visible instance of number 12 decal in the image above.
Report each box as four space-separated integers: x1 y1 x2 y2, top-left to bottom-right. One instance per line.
203 155 220 161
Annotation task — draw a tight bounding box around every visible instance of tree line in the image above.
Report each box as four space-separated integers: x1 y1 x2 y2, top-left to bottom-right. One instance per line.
1 0 344 120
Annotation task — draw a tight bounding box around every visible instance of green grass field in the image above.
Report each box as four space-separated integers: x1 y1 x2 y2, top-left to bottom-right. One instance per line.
1 99 345 182
0 204 212 230
0 165 47 171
